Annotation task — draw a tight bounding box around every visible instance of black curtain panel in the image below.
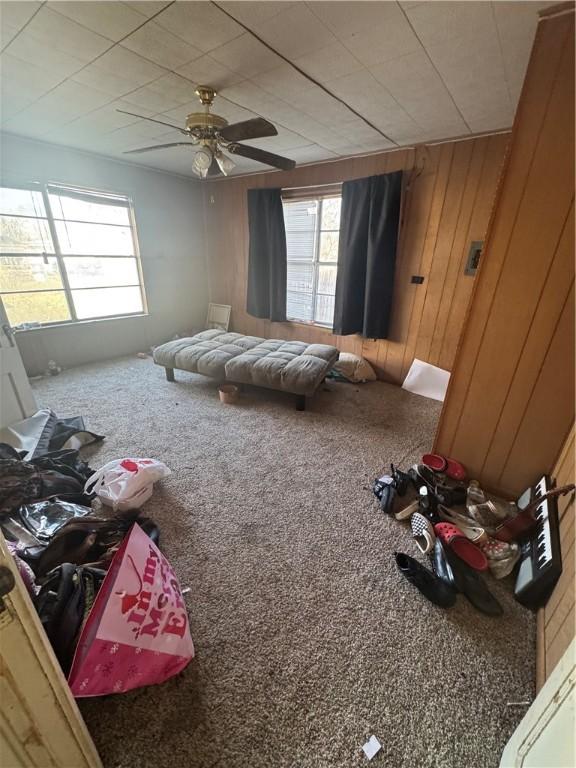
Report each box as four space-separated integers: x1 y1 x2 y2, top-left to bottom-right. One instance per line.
333 170 403 338
246 188 287 322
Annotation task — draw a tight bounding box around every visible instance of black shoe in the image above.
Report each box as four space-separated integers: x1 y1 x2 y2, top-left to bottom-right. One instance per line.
395 552 456 608
418 485 440 521
408 464 437 492
430 538 455 587
444 548 503 617
373 476 396 514
390 464 410 497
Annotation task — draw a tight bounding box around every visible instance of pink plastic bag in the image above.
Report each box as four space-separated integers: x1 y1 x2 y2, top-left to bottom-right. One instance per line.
68 524 194 697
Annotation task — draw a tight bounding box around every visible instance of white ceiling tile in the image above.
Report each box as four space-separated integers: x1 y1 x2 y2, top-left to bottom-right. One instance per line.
121 22 203 69
370 51 469 133
246 126 311 152
284 145 338 163
209 33 283 78
308 1 399 37
219 81 279 115
5 6 111 65
253 64 317 101
326 70 413 126
72 47 167 97
466 109 514 134
294 42 363 83
3 80 113 135
159 100 208 124
149 127 189 143
0 1 41 48
340 14 421 67
492 1 543 109
218 2 296 27
253 4 336 59
154 2 243 52
47 1 147 42
176 54 244 90
207 97 258 124
61 100 156 138
122 84 187 114
120 73 197 115
404 1 494 48
0 53 64 120
424 32 512 126
122 2 172 18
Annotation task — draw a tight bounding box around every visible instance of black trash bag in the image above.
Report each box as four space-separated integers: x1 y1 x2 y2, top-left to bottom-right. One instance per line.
35 563 106 673
24 513 161 578
18 500 92 542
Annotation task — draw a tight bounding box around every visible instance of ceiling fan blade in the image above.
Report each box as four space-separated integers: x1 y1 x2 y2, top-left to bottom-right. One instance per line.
116 109 189 136
123 142 195 154
227 142 295 171
219 117 278 143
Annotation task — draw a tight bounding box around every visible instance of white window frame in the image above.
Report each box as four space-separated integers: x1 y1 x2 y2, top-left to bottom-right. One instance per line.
0 181 147 329
284 194 341 328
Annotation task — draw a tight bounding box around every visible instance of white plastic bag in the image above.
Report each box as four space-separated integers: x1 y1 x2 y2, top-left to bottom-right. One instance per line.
84 458 171 511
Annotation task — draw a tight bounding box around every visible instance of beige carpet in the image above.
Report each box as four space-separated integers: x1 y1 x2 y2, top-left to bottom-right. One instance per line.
32 357 535 768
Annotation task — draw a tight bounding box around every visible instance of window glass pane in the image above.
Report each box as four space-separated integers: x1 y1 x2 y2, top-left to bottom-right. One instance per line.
317 265 337 295
286 231 315 261
72 286 143 319
2 291 70 326
49 193 130 225
319 232 339 262
287 261 314 293
64 257 140 288
0 256 64 292
0 187 47 217
287 290 313 322
55 221 134 255
0 215 54 253
283 199 318 231
314 293 335 326
321 197 341 230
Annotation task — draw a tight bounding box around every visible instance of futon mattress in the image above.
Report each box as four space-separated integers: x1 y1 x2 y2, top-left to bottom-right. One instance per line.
153 329 339 396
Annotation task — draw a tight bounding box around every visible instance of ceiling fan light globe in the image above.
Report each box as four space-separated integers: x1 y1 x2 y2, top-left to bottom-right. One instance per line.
192 147 212 177
215 152 236 176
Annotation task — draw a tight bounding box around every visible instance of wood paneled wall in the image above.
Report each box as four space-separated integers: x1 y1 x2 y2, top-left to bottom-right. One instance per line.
536 423 575 689
203 134 508 384
434 6 575 497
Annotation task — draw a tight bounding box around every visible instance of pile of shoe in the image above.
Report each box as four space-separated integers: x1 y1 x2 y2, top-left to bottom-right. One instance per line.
373 454 523 617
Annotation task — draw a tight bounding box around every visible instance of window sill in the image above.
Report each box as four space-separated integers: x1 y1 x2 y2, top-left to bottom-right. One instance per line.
14 313 149 333
285 318 334 332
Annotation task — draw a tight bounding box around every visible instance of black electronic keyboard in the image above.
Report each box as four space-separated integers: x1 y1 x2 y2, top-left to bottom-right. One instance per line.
514 475 566 609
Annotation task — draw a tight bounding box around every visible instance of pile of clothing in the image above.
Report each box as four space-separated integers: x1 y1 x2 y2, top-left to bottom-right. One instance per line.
0 411 162 673
373 454 530 617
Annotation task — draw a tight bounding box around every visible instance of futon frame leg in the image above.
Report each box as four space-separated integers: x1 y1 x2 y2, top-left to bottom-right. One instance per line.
165 367 175 382
296 394 306 411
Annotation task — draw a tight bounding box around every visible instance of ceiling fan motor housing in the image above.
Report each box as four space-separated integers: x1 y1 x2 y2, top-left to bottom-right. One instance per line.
185 112 228 133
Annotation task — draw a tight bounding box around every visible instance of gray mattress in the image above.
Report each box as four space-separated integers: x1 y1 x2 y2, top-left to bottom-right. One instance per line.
153 330 339 396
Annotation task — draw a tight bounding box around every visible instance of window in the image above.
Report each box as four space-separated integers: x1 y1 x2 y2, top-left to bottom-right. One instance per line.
0 183 146 328
283 195 341 327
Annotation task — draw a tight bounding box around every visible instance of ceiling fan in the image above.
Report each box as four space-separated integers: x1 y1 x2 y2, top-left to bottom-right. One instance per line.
118 86 296 178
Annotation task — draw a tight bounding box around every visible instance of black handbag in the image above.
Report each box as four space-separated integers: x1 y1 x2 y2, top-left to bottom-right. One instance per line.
34 563 106 673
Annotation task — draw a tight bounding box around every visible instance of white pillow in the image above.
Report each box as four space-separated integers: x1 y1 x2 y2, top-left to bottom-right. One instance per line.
333 352 377 383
